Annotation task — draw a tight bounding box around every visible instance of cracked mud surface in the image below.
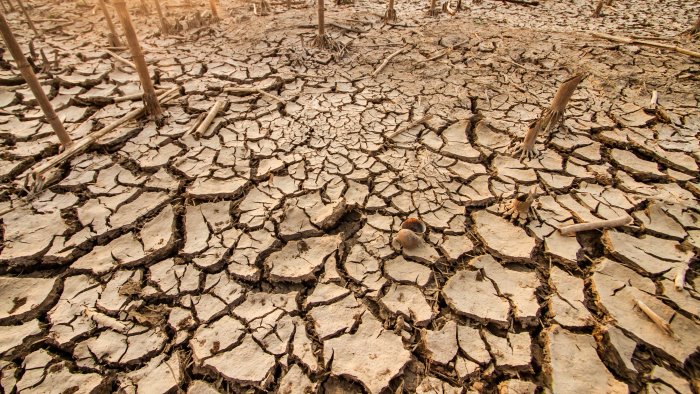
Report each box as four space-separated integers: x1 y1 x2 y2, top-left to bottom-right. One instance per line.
1 0 699 392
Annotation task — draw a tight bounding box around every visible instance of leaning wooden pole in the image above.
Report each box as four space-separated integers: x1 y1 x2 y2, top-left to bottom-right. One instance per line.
15 0 39 37
152 0 170 35
112 0 163 123
97 0 122 47
0 10 71 147
209 0 220 20
0 1 8 14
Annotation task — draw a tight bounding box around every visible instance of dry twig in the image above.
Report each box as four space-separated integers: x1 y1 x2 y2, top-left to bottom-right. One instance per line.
558 215 632 236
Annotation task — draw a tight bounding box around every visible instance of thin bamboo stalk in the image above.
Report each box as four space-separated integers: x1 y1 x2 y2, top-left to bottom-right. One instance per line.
113 0 163 122
97 0 122 47
15 0 39 37
0 10 71 147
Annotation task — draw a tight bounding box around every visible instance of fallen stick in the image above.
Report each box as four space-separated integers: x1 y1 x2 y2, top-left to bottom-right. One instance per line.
418 39 470 63
32 87 179 179
193 99 225 139
558 215 632 236
257 89 286 104
105 49 136 69
634 299 675 337
386 114 433 139
372 46 410 78
591 32 700 59
113 89 167 103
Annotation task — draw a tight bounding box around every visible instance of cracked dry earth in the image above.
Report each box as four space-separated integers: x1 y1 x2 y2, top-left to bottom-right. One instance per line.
1 0 700 392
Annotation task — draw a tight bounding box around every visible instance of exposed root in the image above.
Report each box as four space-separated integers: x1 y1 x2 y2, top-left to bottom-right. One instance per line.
311 33 341 51
512 73 586 161
500 189 537 225
383 7 397 23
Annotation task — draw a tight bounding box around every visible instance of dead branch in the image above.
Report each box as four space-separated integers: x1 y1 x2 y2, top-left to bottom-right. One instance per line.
194 100 225 139
634 299 675 337
558 215 632 236
592 32 700 59
386 114 433 139
105 49 136 69
113 89 167 103
372 46 410 77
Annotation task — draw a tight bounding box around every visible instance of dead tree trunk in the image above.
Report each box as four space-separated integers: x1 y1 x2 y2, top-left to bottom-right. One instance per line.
113 0 163 124
515 73 585 160
15 0 39 36
152 0 170 35
97 0 122 47
383 0 397 22
317 0 325 37
0 11 72 147
209 0 220 20
311 0 334 48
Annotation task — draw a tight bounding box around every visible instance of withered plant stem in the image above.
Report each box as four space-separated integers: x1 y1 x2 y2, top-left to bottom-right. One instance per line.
0 10 71 147
113 0 163 123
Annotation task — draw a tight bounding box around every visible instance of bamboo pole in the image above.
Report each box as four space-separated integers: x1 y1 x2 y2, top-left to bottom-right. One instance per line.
97 0 122 47
209 0 219 20
152 0 170 35
113 0 163 123
15 0 39 37
0 10 72 147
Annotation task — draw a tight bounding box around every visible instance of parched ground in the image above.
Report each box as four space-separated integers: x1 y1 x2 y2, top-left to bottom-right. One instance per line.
0 0 699 392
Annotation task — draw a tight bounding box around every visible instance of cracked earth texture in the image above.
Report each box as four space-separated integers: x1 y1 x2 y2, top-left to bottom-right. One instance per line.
0 0 699 392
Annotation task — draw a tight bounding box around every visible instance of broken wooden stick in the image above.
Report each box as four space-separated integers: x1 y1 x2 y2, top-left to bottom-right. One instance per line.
592 32 700 59
0 11 71 148
184 112 206 137
97 0 123 47
194 100 225 139
32 87 179 180
114 0 163 123
386 114 433 139
634 299 675 337
257 89 286 104
113 88 167 103
558 215 632 236
105 49 136 69
372 46 409 78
